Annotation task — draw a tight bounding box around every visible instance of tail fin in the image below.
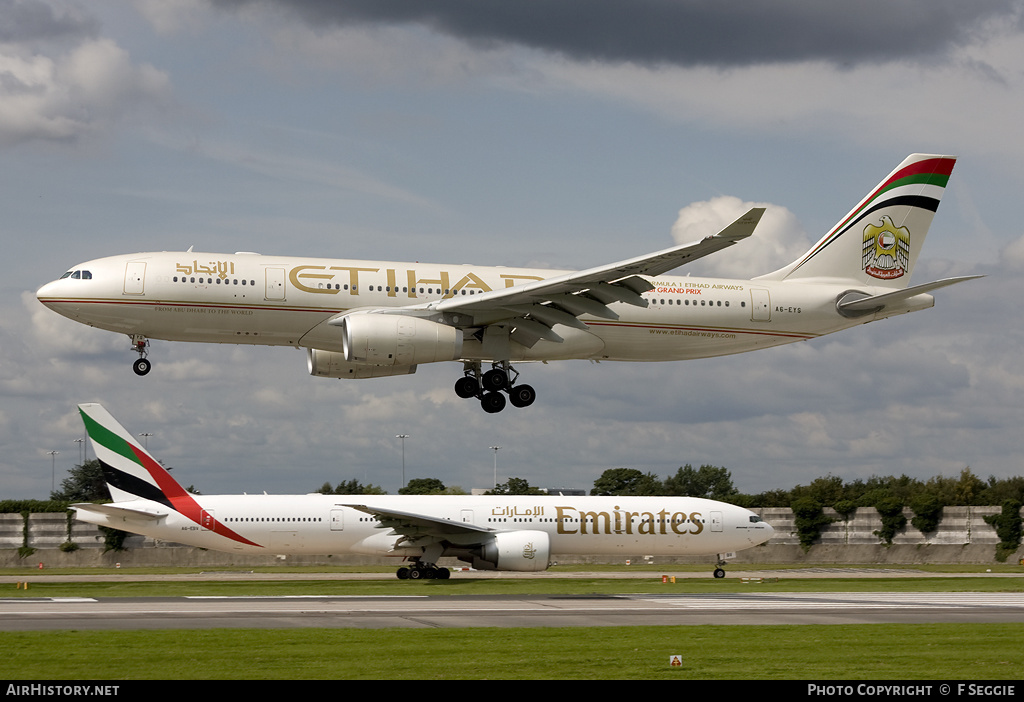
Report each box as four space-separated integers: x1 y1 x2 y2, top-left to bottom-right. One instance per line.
78 402 192 509
759 154 956 287
77 403 262 546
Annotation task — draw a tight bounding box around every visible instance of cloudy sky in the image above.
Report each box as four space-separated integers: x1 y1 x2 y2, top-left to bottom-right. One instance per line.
3 0 1024 499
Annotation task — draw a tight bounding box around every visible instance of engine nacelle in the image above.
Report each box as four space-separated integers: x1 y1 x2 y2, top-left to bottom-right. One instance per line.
341 313 463 367
307 348 417 379
471 530 550 572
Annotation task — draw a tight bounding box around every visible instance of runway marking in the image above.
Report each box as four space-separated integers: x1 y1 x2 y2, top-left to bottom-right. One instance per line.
7 598 97 603
185 595 428 600
634 593 1024 609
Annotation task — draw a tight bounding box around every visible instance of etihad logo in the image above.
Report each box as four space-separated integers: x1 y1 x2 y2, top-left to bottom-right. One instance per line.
862 216 910 280
288 265 543 299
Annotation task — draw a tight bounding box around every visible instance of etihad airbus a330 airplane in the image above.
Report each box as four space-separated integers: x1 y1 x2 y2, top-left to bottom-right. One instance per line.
38 154 978 413
72 403 773 578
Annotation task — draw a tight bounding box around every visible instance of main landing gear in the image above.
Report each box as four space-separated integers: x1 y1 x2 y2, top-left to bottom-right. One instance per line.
454 362 536 414
131 335 151 376
396 562 451 580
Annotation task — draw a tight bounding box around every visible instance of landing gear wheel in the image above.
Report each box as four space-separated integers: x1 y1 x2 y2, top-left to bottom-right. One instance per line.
713 568 726 579
482 368 508 392
397 567 410 580
481 392 507 414
435 567 451 580
408 567 423 580
508 384 536 408
454 376 479 399
132 358 151 376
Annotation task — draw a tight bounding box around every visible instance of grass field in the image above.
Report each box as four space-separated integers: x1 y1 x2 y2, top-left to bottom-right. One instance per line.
1 624 1022 680
1 566 1022 680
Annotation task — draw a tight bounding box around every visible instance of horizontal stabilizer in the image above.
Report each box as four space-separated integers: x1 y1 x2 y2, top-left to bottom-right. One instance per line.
837 275 982 315
71 501 167 521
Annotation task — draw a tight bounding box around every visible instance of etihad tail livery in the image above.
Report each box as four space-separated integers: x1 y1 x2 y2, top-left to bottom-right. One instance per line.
71 403 773 578
39 155 978 413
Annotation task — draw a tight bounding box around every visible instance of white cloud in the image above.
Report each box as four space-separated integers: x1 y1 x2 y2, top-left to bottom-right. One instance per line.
670 196 810 278
1002 234 1024 271
0 38 170 146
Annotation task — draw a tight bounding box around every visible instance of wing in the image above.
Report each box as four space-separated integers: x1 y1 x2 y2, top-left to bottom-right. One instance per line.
323 208 763 350
343 503 495 544
428 207 765 346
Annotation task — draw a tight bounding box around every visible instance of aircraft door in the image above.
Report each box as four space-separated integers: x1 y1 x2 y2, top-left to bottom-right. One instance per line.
710 511 723 532
330 509 345 531
124 261 146 295
265 267 286 301
749 288 771 322
461 510 474 523
200 509 215 531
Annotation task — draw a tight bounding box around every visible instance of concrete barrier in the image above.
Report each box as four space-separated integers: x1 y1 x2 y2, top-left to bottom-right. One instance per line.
755 506 1006 546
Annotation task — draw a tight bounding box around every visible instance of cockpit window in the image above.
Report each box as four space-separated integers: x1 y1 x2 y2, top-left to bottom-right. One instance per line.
749 515 763 523
61 270 92 280
60 271 73 279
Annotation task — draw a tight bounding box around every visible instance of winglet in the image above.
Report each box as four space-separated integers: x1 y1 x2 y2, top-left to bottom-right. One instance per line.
713 207 765 245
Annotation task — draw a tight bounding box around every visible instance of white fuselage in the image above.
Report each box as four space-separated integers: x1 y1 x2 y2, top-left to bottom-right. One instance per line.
74 494 773 559
36 251 936 364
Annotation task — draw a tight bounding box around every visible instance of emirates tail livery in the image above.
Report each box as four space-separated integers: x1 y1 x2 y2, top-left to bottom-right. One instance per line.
71 403 773 579
38 155 978 413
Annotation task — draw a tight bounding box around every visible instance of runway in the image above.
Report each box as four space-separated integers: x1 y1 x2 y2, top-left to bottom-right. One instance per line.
3 589 1023 630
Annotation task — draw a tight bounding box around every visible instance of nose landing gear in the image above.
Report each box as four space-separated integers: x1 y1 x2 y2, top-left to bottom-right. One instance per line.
454 362 536 413
712 553 736 578
131 335 151 376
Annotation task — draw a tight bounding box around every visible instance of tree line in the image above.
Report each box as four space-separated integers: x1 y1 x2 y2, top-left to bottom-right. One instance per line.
7 460 1023 509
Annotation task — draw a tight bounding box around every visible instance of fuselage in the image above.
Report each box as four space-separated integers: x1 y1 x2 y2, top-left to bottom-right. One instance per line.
74 494 773 558
35 250 936 364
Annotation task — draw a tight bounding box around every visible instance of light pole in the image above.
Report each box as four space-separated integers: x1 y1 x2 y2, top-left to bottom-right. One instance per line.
47 451 59 494
489 446 501 490
396 434 409 489
140 433 153 450
74 438 84 466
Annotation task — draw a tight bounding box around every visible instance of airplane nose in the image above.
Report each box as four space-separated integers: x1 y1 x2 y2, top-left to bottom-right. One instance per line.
36 280 59 306
743 510 774 545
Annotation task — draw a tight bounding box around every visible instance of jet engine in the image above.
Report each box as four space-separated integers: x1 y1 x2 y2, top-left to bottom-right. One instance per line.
307 348 417 379
470 530 550 572
340 313 463 367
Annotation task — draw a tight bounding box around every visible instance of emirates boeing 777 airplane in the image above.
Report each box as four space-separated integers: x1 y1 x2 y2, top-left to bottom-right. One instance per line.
38 154 978 413
72 403 774 578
